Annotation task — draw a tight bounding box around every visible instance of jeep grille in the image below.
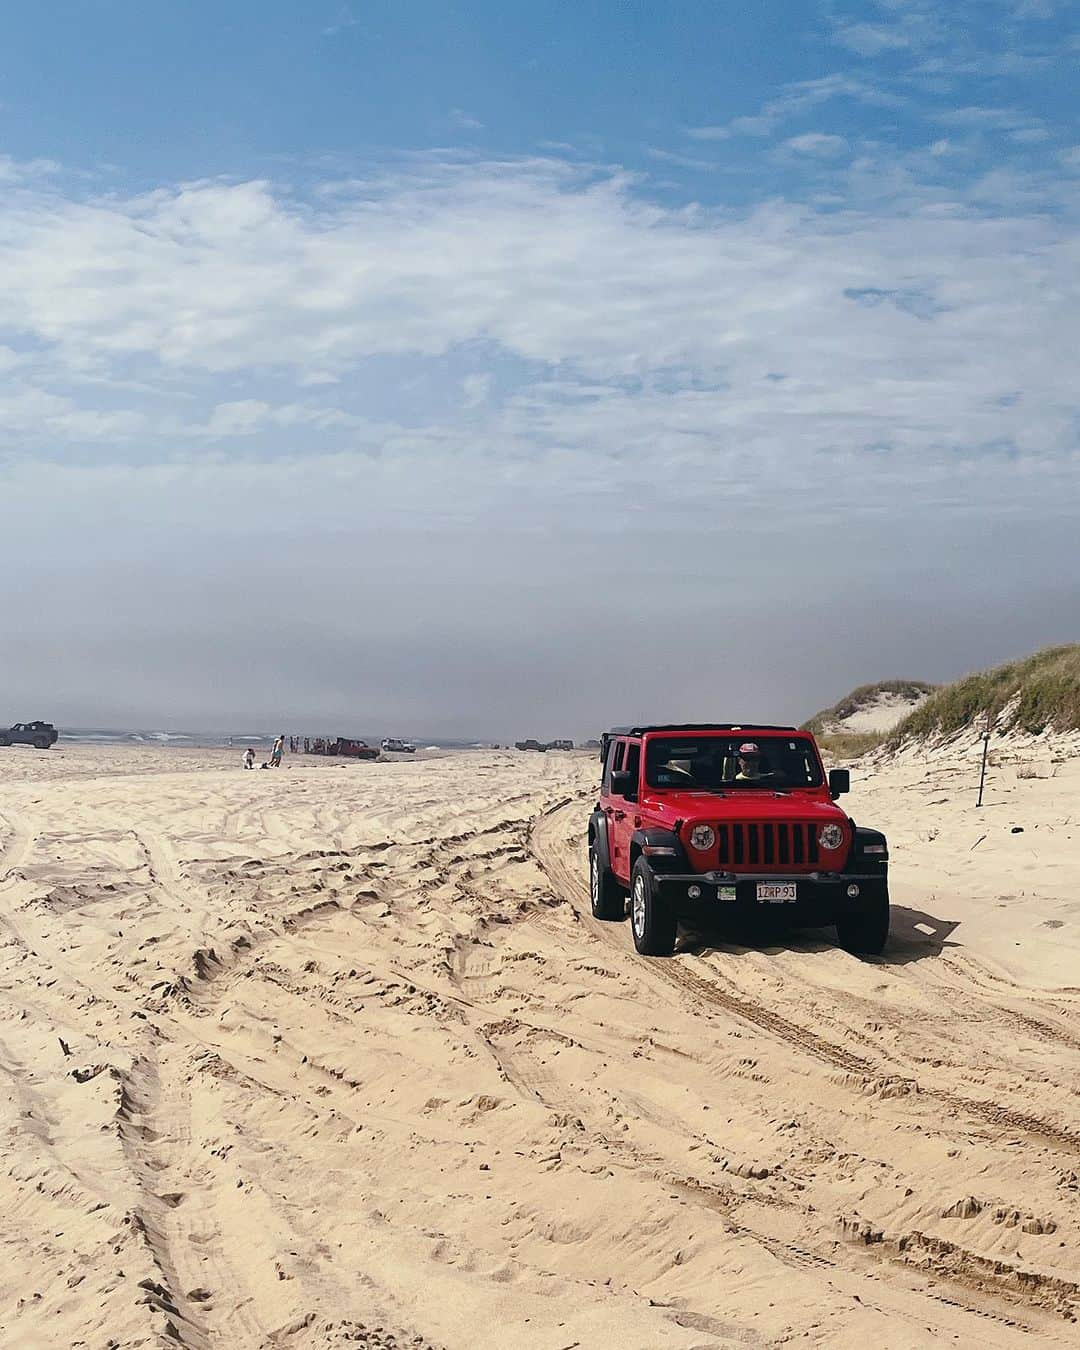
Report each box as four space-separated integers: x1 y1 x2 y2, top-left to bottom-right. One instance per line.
716 822 819 867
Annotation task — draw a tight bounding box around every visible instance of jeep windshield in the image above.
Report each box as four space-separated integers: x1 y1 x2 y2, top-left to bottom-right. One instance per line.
644 735 823 790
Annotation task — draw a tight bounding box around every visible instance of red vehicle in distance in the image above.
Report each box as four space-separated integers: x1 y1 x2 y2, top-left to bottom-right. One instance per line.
588 724 889 957
335 738 380 760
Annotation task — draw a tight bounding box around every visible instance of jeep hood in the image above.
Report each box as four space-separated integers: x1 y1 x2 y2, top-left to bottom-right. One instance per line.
639 792 847 827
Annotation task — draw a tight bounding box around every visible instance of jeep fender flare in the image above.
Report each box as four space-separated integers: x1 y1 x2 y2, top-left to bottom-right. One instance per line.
588 807 612 872
845 825 889 879
629 827 688 875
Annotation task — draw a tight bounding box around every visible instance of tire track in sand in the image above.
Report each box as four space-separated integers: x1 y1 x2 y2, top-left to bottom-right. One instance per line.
0 811 35 884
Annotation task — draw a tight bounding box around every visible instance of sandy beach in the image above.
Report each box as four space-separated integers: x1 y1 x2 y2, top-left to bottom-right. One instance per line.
1 740 1078 1348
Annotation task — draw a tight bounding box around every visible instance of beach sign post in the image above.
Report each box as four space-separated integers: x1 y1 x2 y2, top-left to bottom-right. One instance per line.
976 709 991 808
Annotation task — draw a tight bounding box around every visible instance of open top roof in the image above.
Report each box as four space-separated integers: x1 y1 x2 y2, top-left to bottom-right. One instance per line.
603 723 798 737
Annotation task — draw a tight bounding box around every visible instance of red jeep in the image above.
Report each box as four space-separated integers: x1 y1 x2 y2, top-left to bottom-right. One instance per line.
335 738 381 760
588 724 889 957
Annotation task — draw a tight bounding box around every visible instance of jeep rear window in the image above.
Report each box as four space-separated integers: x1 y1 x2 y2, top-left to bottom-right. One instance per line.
644 736 823 789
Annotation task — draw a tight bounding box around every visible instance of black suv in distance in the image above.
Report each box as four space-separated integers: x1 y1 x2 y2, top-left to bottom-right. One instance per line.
0 721 59 749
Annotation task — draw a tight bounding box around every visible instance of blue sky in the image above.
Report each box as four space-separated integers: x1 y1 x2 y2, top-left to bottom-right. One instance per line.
3 1 1078 193
0 1 1078 733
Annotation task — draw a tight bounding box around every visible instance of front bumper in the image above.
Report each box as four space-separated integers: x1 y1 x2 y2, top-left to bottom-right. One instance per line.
653 869 885 920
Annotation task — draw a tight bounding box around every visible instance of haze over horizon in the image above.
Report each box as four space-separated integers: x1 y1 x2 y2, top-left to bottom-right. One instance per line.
2 0 1078 739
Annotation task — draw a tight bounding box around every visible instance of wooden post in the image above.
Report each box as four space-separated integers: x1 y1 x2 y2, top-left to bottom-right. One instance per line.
976 708 991 808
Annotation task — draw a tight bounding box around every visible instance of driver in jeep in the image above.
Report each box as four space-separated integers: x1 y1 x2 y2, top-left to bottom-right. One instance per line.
734 741 781 783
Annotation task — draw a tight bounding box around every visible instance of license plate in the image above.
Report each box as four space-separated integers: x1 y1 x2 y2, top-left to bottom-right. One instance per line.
756 882 797 903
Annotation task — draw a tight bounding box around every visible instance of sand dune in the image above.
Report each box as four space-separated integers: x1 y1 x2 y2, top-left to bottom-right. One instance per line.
0 741 1078 1347
829 690 930 735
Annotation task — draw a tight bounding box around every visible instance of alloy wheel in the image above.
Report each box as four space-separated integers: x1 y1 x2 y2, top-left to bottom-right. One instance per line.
632 874 646 935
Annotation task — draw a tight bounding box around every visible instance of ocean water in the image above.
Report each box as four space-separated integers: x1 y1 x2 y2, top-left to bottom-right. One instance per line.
60 728 277 748
57 729 493 750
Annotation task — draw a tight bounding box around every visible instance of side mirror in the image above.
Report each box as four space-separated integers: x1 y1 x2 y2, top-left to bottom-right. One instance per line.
610 769 636 798
828 768 850 798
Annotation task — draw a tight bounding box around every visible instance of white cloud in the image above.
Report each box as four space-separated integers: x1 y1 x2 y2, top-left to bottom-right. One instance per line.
198 399 364 437
833 22 913 55
321 5 360 37
449 109 484 131
781 133 848 157
827 0 945 58
0 149 1076 523
646 147 719 171
687 74 900 142
462 373 491 408
1060 146 1080 170
0 377 147 442
205 400 271 436
1010 0 1060 16
0 154 61 182
687 116 772 142
1 144 1077 731
937 105 1044 132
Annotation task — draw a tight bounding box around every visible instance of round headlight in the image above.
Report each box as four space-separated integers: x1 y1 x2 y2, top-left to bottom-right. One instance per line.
689 824 715 851
819 824 844 851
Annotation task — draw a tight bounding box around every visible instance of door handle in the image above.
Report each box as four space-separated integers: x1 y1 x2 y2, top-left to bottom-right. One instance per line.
613 810 626 821
603 806 614 815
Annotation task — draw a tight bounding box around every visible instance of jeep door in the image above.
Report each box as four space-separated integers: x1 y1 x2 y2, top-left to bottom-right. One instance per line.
607 738 641 883
598 736 621 877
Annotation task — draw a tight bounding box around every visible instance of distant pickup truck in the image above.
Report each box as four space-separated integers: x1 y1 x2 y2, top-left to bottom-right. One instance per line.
380 737 416 754
0 721 58 749
516 738 574 752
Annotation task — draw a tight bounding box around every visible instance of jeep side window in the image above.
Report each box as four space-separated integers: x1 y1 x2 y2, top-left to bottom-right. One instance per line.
602 738 623 794
623 742 641 799
609 739 640 799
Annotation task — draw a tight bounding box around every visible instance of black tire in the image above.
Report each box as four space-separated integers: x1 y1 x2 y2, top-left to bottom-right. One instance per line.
33 737 50 750
630 858 677 956
836 884 890 956
589 840 624 920
0 736 9 747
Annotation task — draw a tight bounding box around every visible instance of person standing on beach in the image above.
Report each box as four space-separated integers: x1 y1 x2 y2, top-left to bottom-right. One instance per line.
270 733 284 767
243 747 255 770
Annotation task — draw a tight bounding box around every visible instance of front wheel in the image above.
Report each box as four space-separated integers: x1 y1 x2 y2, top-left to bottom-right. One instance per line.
0 736 9 747
836 884 890 956
589 842 624 920
630 858 677 956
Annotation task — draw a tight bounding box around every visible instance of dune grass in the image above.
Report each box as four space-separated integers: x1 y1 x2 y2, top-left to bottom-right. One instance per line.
889 644 1080 743
803 679 937 737
814 730 887 761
